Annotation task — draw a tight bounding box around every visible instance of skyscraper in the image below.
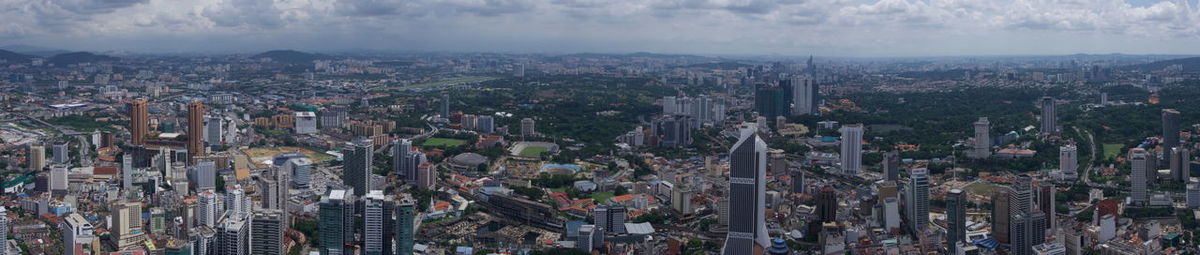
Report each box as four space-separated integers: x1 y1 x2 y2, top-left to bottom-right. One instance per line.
122 154 134 191
882 151 900 181
50 164 68 195
907 168 930 232
521 117 536 137
754 83 788 119
250 210 286 255
52 142 69 164
722 130 771 254
225 186 250 220
1040 97 1056 135
217 217 249 255
441 93 450 117
993 188 1011 245
1130 148 1150 205
129 98 149 146
362 190 395 255
392 139 426 184
788 76 817 116
971 117 991 158
28 143 45 171
320 189 355 255
191 161 217 191
1163 109 1181 165
1060 145 1078 180
187 101 206 163
840 124 864 176
396 195 416 255
654 114 695 148
111 200 145 250
1008 176 1047 255
62 213 94 255
816 186 837 224
593 204 628 234
790 169 805 193
1171 147 1190 182
205 115 223 145
476 115 495 133
197 190 222 227
0 207 7 255
1037 183 1056 231
946 189 967 254
344 138 373 197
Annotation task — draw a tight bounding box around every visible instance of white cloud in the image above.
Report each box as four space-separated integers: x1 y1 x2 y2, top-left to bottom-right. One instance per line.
1 0 1199 55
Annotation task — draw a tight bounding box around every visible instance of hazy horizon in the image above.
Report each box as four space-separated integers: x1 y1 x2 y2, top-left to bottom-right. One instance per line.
3 0 1200 57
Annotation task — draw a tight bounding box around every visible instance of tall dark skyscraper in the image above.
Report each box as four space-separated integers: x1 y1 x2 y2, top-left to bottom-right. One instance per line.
187 101 206 163
344 138 373 197
653 114 695 148
396 195 416 255
250 210 285 255
1040 97 1057 135
816 186 837 223
946 189 967 254
723 129 770 254
1163 109 1181 165
754 84 788 119
882 151 900 181
441 93 450 117
790 169 805 194
1008 176 1046 255
129 98 149 146
992 188 1011 245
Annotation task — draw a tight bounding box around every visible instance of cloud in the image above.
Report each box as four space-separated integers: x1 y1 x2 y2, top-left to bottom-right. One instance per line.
1 0 1199 55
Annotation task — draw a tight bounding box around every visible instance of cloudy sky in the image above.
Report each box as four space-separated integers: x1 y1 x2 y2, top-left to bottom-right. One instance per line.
2 0 1199 56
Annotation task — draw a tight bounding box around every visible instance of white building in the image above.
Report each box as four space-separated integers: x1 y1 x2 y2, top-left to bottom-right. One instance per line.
839 124 864 176
295 112 318 135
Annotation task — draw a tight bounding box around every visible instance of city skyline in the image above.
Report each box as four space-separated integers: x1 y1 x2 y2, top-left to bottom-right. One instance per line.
2 0 1200 56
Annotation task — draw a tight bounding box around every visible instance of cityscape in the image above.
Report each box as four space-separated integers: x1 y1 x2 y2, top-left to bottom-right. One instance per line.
5 1 1200 255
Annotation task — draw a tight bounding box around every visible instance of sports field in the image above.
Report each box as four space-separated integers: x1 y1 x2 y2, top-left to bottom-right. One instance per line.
520 146 549 157
1102 144 1122 160
422 138 467 147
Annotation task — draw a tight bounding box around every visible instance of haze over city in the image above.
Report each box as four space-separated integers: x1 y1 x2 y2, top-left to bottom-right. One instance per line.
4 0 1200 55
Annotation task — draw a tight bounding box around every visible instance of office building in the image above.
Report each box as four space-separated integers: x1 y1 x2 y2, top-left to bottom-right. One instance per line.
461 114 477 131
344 138 373 196
130 98 149 146
250 210 285 255
217 217 249 255
1163 109 1182 164
1171 147 1190 182
840 124 864 176
62 213 94 255
52 142 68 164
577 224 604 253
971 117 991 158
319 108 348 129
191 161 217 191
754 84 788 119
1037 184 1056 231
205 115 223 145
111 200 145 250
907 168 930 231
654 114 695 148
1040 97 1056 135
49 164 68 195
1008 176 1047 255
722 130 771 254
0 207 7 255
787 76 818 115
416 163 436 191
1130 148 1150 205
396 195 416 255
521 117 536 137
197 190 222 227
594 204 628 234
320 189 355 255
392 139 426 184
1060 144 1078 180
946 189 966 254
28 143 46 171
476 115 495 133
1189 182 1200 208
790 169 804 194
441 93 450 117
363 190 395 255
882 151 900 181
295 111 318 134
226 186 250 220
188 101 206 162
286 157 313 188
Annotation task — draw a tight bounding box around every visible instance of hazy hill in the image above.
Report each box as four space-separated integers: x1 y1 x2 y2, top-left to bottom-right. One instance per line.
250 50 330 63
1124 57 1200 72
48 52 119 66
0 49 34 63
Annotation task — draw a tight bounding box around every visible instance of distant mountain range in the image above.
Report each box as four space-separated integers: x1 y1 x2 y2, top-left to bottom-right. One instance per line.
0 45 71 57
251 50 330 64
0 49 34 63
47 52 120 66
1124 57 1200 72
